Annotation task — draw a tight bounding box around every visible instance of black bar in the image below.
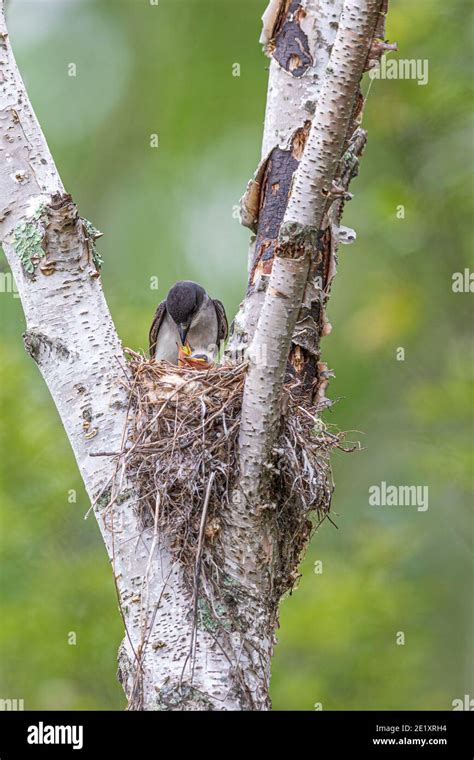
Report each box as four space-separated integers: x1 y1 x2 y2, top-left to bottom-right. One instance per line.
0 710 472 757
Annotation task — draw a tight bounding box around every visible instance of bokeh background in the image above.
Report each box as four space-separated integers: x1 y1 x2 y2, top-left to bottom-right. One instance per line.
0 0 472 710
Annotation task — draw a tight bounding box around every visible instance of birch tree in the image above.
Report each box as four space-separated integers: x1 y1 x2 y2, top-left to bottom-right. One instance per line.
0 0 391 710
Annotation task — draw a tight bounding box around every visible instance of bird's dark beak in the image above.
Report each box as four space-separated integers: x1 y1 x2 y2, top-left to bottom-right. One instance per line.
178 323 189 346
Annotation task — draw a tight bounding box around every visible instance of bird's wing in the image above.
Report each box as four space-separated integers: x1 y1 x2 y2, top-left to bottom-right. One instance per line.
212 299 229 346
149 300 167 356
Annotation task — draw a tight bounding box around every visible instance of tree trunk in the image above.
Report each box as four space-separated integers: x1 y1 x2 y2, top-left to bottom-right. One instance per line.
0 0 390 710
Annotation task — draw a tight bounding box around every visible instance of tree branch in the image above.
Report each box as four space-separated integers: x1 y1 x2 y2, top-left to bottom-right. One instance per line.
238 0 385 501
228 0 345 354
0 4 128 505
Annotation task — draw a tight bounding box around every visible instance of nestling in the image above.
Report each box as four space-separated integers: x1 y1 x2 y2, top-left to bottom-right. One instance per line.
149 280 228 365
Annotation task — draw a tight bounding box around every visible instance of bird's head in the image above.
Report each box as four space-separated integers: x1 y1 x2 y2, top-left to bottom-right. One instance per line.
166 280 206 346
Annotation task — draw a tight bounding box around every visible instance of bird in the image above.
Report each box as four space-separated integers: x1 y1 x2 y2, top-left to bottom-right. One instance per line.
149 280 228 365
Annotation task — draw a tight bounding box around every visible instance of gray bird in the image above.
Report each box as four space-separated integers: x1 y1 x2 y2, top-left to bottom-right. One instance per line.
149 280 228 364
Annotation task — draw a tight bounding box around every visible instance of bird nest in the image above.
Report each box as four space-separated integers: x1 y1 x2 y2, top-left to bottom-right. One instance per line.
122 351 345 592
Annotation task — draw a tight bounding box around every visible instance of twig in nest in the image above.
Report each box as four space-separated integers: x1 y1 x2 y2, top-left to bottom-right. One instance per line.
181 470 216 685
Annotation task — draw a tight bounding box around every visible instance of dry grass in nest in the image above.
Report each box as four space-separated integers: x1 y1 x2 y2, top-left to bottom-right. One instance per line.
122 351 345 591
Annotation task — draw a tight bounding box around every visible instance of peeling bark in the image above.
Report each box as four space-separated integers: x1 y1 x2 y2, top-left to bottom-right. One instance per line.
271 0 313 77
250 132 302 283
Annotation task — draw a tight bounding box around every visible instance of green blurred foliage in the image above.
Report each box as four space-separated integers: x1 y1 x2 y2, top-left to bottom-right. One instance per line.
0 0 472 710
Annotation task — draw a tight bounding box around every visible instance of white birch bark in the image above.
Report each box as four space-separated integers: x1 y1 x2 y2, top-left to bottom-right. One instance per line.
261 0 345 157
229 0 344 353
